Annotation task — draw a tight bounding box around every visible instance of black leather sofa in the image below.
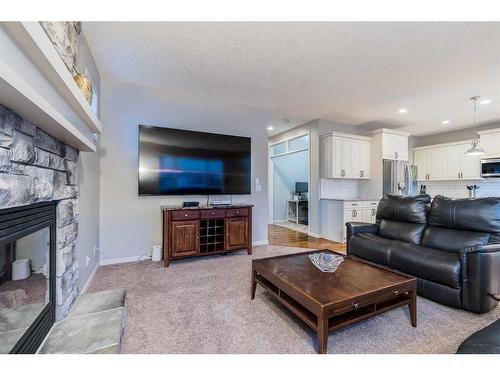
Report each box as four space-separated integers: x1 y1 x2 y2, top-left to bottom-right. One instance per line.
457 319 500 354
346 195 500 313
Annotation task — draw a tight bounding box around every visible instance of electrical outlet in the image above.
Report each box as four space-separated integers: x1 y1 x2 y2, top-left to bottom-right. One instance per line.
85 255 90 267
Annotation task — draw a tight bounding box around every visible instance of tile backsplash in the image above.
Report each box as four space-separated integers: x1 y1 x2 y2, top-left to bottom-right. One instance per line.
320 178 361 199
421 179 500 198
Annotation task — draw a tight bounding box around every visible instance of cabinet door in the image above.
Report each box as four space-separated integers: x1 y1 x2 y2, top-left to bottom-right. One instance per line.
321 136 334 178
332 136 344 178
414 149 429 180
428 147 445 180
384 134 408 161
225 217 248 250
341 137 353 178
444 145 462 180
359 140 371 178
361 208 372 223
460 143 481 179
171 220 199 257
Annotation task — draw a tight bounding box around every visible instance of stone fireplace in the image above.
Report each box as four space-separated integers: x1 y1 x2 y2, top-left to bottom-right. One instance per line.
0 104 80 321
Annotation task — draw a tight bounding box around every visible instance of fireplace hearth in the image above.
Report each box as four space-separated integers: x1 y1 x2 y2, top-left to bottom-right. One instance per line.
0 202 56 353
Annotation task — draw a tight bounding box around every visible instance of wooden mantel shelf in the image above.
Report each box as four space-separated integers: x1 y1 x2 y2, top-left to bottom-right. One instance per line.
0 22 101 152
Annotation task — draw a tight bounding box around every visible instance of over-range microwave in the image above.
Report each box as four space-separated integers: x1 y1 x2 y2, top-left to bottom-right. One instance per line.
481 157 500 178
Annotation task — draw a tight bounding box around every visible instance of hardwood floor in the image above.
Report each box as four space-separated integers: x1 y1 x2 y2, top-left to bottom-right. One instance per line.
268 224 345 253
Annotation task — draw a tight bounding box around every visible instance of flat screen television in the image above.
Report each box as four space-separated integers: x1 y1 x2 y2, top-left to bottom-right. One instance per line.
138 125 251 195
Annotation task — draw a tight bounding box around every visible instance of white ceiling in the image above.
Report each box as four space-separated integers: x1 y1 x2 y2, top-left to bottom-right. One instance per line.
83 22 500 137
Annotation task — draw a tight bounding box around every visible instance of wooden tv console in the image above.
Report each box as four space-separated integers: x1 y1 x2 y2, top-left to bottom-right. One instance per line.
161 204 253 267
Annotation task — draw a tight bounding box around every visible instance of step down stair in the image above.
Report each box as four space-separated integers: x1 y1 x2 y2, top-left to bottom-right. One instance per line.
39 288 127 354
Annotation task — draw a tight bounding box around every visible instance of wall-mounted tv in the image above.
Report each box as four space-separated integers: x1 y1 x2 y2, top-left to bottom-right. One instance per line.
138 125 251 195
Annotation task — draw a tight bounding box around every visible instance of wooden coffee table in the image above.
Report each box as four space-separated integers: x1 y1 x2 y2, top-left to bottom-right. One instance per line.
251 250 417 354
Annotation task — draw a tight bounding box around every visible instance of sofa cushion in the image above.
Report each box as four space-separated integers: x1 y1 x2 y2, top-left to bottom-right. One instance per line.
379 219 426 245
429 196 500 234
377 194 431 224
349 233 399 266
391 243 461 289
421 226 490 253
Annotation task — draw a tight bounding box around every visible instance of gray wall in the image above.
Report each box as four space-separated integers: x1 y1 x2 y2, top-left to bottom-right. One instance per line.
272 150 309 222
73 30 101 292
99 76 269 263
412 122 500 147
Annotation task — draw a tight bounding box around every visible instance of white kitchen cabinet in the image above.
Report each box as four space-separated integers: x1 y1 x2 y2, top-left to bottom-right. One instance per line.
459 143 481 179
320 133 371 179
478 129 500 158
414 141 481 181
321 200 380 243
382 133 409 161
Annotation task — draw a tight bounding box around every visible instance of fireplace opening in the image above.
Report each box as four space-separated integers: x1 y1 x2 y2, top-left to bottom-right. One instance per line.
0 202 56 354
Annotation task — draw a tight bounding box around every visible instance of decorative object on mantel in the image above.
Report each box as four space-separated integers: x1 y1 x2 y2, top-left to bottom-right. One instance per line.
309 252 344 273
73 72 93 105
465 96 486 156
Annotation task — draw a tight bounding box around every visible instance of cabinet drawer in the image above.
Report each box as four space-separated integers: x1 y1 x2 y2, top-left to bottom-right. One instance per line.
344 201 362 208
226 208 249 217
200 209 225 219
172 210 200 221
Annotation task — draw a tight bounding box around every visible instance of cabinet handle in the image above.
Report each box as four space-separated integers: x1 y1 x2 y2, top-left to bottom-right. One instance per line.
461 172 463 179
360 170 364 177
458 172 460 179
353 303 360 309
372 208 376 216
236 211 239 214
393 290 399 296
395 151 398 159
184 213 188 217
341 169 346 177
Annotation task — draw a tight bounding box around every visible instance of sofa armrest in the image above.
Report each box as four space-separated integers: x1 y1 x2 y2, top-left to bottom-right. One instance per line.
459 244 500 313
345 222 379 255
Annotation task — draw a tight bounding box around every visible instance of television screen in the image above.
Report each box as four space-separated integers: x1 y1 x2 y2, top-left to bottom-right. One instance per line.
295 182 308 193
138 125 251 195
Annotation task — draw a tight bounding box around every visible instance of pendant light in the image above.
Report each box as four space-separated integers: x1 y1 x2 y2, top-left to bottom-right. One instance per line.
464 96 486 156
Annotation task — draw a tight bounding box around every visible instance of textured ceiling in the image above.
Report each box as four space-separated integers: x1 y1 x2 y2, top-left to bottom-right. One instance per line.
83 22 500 136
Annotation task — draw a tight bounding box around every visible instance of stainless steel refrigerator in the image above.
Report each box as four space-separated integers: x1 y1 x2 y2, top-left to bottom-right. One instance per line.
383 159 418 196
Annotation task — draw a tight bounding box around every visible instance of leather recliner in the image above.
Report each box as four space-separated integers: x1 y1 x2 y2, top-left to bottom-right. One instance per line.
346 195 500 313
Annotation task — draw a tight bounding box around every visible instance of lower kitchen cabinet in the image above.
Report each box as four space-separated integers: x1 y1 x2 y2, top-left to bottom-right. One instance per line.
321 199 379 243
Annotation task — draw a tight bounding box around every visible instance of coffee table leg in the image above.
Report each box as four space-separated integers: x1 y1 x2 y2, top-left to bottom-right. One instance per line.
317 315 328 354
409 288 417 327
251 270 257 300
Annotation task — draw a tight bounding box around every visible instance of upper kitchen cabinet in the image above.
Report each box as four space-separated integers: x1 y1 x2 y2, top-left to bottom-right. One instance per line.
478 129 500 158
413 141 480 181
321 132 371 179
371 129 409 161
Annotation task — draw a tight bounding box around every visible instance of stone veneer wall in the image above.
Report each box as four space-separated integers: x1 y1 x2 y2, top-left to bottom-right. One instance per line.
0 104 80 320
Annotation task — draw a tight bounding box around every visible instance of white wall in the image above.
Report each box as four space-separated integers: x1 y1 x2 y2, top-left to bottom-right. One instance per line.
99 77 269 263
272 150 309 222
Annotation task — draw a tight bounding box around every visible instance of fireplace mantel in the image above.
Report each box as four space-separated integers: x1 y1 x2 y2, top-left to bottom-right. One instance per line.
0 22 101 152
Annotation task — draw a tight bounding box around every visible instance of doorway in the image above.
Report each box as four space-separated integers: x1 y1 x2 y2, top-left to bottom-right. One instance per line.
269 133 310 235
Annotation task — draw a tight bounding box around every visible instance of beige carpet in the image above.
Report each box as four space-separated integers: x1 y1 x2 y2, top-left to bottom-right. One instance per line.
87 245 500 354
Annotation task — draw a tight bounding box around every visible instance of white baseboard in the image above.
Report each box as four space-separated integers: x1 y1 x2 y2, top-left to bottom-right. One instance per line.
253 240 269 246
307 231 322 238
80 263 99 295
100 256 144 266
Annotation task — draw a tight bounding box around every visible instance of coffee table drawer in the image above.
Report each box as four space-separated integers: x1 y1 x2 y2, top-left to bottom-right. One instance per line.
172 210 200 221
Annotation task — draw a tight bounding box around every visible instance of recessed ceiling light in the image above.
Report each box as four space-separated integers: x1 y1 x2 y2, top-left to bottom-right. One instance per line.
480 99 492 105
398 108 408 114
441 120 451 125
267 126 274 131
